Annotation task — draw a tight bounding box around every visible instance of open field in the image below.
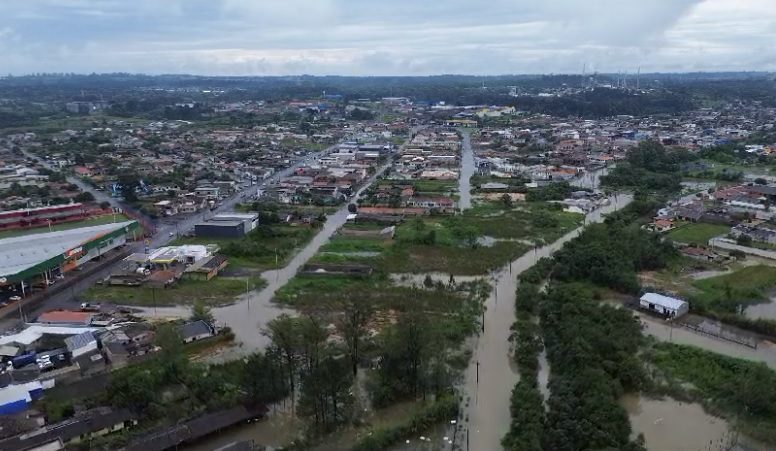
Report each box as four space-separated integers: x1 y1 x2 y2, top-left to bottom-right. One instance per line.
691 265 776 312
667 222 730 245
172 224 315 270
646 341 776 445
81 276 266 306
0 213 134 239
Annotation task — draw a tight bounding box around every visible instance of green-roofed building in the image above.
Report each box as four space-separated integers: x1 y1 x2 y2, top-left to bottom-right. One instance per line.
0 220 139 296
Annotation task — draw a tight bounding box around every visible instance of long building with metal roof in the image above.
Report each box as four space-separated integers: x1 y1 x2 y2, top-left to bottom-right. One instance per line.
0 220 139 287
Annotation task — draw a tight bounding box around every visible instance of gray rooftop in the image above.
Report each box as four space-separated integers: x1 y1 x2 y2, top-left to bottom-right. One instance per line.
0 221 136 278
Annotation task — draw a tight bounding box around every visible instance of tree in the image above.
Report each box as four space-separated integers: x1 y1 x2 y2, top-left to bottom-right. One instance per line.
500 193 513 208
190 300 214 323
347 203 358 214
74 191 95 203
154 323 187 382
265 315 302 407
243 351 289 405
337 297 374 377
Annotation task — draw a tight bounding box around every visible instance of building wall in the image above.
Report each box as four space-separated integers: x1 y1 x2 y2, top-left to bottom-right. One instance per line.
194 223 245 238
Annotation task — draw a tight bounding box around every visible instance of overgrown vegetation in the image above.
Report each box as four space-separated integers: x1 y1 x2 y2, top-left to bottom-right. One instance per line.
601 140 691 193
645 342 776 445
540 284 646 451
81 276 265 306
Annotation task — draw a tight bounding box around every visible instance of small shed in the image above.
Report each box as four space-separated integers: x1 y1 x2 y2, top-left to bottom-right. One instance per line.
180 321 216 343
639 293 689 318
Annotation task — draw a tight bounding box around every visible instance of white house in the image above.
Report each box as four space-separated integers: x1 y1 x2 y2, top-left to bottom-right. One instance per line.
639 293 689 318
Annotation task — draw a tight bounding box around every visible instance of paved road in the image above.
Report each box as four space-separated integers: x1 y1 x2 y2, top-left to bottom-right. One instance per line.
9 143 340 323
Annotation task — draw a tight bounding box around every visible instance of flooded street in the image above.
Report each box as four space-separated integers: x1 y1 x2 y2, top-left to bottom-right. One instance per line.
623 394 734 451
457 193 633 450
458 131 475 210
208 162 393 358
638 312 776 370
571 166 609 190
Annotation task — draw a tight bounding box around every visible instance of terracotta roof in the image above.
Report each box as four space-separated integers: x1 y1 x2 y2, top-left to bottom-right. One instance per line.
37 310 95 325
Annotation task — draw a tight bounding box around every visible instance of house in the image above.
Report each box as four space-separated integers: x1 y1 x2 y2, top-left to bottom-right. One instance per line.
0 407 136 451
639 293 689 319
405 196 456 212
680 246 724 262
648 218 676 233
676 204 704 222
180 320 216 343
36 311 95 327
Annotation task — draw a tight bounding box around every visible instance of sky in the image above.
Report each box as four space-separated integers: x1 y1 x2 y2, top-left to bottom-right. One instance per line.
1 0 775 76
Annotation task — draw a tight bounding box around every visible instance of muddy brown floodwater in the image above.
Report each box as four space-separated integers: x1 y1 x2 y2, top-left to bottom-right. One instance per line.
455 193 633 451
458 130 475 210
623 394 734 451
202 162 394 360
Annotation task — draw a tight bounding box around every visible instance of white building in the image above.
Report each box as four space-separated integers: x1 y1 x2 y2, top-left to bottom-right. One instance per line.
639 293 689 318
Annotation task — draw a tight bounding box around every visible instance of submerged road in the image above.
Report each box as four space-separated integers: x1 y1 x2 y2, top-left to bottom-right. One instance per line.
458 194 633 451
207 128 428 358
458 130 475 210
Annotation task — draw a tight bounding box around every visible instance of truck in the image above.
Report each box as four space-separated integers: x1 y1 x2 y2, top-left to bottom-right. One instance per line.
80 302 101 312
12 352 37 369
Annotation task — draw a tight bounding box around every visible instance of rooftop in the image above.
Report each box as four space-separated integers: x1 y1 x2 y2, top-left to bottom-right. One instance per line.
0 221 137 279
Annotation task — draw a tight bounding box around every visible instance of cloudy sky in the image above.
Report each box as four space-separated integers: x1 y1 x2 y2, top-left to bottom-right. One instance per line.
1 0 775 75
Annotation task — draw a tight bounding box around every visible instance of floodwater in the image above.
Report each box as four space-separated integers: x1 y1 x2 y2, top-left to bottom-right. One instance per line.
458 131 475 210
745 296 776 321
623 394 735 451
536 349 550 403
208 162 393 359
455 193 634 451
389 272 482 288
571 166 609 190
637 312 776 370
183 403 300 451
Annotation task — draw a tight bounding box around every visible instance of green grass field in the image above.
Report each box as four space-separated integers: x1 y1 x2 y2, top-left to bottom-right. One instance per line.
0 214 134 239
172 224 315 270
81 276 266 306
667 222 730 245
691 265 776 312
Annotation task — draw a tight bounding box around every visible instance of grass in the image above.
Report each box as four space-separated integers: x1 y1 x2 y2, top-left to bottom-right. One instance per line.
646 342 776 445
0 214 134 239
321 201 582 275
172 224 315 270
275 275 488 344
667 222 730 245
380 241 529 275
690 265 776 313
81 276 266 306
319 237 388 253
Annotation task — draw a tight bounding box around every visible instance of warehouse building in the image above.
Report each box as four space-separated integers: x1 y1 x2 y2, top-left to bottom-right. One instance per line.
639 292 689 319
195 213 259 238
0 221 139 298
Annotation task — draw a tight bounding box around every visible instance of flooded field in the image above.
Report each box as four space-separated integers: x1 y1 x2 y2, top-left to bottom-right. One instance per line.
637 312 776 370
204 163 392 358
745 296 776 321
455 193 634 450
623 394 734 451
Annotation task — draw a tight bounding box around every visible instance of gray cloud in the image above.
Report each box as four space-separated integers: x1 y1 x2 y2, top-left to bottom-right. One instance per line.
0 0 774 75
